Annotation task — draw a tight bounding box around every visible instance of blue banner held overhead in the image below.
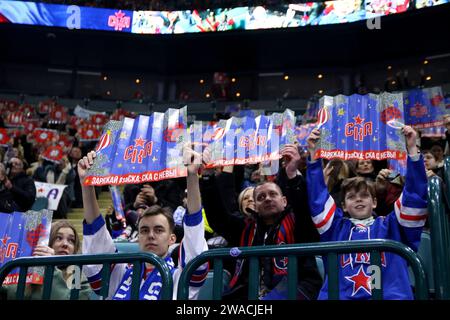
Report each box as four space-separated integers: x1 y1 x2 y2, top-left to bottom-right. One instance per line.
84 107 188 186
315 93 407 160
403 86 446 129
295 123 316 147
204 109 296 168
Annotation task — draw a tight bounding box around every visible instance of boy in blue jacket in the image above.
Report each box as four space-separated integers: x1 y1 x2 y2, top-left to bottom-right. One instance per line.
306 125 427 300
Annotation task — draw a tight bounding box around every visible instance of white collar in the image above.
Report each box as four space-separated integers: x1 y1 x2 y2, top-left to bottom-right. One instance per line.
349 216 375 226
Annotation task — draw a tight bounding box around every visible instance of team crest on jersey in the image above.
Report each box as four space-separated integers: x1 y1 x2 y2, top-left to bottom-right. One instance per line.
345 265 373 297
341 252 387 269
273 242 288 270
354 224 368 233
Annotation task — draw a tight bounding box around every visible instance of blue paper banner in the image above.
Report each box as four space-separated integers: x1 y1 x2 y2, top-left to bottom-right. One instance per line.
302 99 320 123
388 158 407 176
205 109 296 167
295 123 316 147
110 186 125 221
315 93 407 160
84 107 188 186
420 126 446 138
0 210 53 285
403 86 446 129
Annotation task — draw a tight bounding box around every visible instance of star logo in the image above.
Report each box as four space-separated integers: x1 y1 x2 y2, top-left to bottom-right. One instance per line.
38 188 45 193
431 95 443 106
134 137 146 147
338 108 345 116
353 114 365 125
152 156 157 162
345 265 372 297
120 131 128 139
1 235 11 246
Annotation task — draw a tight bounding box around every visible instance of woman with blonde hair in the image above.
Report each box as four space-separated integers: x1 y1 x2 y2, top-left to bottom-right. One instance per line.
237 186 256 218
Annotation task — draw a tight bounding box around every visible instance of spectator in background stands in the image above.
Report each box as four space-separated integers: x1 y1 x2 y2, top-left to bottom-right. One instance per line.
423 149 445 180
430 143 445 168
322 159 351 208
374 168 404 217
69 146 84 208
107 184 160 241
0 157 36 212
0 220 93 300
355 159 377 181
237 186 255 218
443 114 450 156
123 179 184 212
33 156 75 218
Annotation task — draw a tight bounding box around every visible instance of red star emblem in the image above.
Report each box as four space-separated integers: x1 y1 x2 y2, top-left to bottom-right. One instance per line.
345 265 372 297
279 257 288 267
115 10 125 19
430 95 443 106
38 188 45 193
1 235 11 246
134 137 146 147
353 114 364 125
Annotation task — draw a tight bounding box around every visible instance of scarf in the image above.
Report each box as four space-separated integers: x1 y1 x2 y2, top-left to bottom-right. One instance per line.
228 209 295 289
113 255 175 300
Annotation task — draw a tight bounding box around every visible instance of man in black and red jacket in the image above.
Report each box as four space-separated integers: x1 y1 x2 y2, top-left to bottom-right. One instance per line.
199 144 322 300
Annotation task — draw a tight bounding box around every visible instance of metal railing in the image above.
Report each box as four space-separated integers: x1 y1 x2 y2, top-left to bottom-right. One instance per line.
427 157 450 299
0 252 173 300
177 240 428 300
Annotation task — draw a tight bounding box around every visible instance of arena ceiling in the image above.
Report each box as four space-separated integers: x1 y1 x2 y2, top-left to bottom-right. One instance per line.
1 4 449 75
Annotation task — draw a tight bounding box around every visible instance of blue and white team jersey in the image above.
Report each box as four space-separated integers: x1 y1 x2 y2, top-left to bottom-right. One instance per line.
307 155 428 300
82 209 209 300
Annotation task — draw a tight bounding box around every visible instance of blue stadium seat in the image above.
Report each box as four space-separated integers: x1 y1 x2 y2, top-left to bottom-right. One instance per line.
197 270 231 300
409 231 434 294
114 241 140 253
31 197 48 211
315 256 325 280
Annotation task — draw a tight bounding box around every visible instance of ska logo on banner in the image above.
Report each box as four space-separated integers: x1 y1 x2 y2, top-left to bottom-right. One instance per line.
0 210 53 285
314 93 407 161
84 107 188 186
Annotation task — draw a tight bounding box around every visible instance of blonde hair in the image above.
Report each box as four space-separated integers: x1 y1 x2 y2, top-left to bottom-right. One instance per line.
238 187 255 215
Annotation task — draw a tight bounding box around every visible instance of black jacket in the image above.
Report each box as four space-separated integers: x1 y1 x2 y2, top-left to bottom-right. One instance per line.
0 172 36 212
200 170 322 300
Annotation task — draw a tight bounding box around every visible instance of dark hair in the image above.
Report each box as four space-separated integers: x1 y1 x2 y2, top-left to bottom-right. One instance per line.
138 205 175 233
325 159 350 192
49 220 81 254
341 176 376 202
421 149 436 159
